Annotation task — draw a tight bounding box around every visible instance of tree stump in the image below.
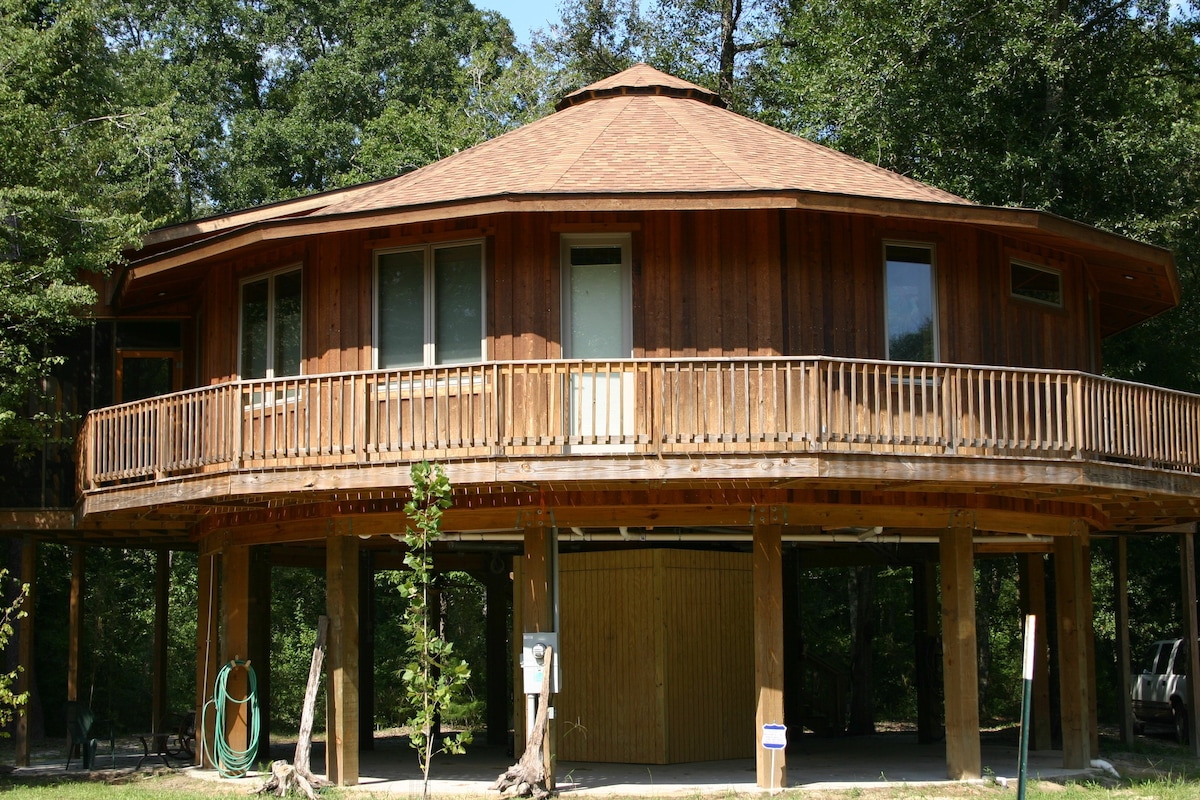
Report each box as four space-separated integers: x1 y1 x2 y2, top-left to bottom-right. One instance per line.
492 648 554 799
255 760 319 800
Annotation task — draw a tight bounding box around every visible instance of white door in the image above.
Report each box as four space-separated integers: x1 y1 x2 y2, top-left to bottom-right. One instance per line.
562 235 633 448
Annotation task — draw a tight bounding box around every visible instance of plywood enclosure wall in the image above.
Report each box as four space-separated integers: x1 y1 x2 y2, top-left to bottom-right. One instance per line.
537 548 754 764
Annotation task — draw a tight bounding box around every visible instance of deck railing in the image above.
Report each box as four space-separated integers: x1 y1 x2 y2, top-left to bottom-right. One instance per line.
78 357 1200 491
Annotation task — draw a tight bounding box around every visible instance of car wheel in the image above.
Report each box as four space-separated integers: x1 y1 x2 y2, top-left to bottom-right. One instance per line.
1174 703 1189 745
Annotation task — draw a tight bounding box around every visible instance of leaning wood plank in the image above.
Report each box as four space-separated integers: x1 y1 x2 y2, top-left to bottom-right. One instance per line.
492 647 553 799
294 615 330 787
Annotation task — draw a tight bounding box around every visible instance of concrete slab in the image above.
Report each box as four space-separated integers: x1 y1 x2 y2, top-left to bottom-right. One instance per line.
171 731 1095 795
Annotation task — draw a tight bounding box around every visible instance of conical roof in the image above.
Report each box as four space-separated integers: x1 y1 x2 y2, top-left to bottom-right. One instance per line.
315 64 969 216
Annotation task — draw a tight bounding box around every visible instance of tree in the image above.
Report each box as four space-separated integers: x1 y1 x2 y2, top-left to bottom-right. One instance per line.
0 0 173 451
0 569 29 733
399 462 472 798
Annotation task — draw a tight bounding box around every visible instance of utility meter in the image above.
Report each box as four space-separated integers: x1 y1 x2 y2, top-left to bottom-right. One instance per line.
521 632 560 694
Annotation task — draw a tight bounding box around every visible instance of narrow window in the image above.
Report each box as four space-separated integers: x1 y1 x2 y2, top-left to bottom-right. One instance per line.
375 240 484 368
1011 260 1063 307
885 244 937 361
239 267 302 379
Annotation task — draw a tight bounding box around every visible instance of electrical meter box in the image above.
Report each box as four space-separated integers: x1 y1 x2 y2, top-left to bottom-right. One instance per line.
521 632 560 694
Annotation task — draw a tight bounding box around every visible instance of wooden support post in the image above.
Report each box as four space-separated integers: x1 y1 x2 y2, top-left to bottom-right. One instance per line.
326 533 360 786
912 559 943 744
248 546 272 762
753 522 786 790
68 548 84 703
520 517 555 789
486 569 512 747
782 548 804 739
1116 537 1134 745
1082 537 1099 755
939 523 980 780
1054 530 1091 768
15 538 37 768
1180 533 1200 756
222 545 252 762
1018 554 1053 751
359 549 375 752
152 550 170 734
196 550 219 768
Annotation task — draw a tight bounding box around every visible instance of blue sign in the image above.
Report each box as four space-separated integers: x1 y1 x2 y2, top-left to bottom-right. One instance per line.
762 723 787 749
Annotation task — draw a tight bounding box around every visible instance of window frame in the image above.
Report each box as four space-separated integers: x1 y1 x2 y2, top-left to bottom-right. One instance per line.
372 238 487 369
237 264 304 381
1010 258 1064 309
882 240 940 362
560 232 633 359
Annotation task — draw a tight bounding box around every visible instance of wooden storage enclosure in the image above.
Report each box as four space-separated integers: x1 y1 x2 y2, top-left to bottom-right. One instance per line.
546 549 754 764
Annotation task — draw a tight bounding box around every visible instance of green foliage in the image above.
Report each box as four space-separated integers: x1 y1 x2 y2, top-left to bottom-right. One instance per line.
0 568 29 732
398 462 473 796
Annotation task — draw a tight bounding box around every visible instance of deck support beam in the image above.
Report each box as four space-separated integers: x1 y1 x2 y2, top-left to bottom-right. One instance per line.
1054 528 1092 768
913 559 943 744
359 549 376 752
1180 534 1200 756
1018 554 1053 751
326 532 360 786
753 521 786 789
940 522 980 780
249 546 272 762
68 548 84 703
196 551 219 767
1115 537 1134 745
152 550 170 735
221 545 252 767
520 517 555 789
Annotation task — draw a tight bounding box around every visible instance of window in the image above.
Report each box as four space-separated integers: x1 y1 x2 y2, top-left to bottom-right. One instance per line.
884 243 937 361
375 241 484 368
1011 260 1063 307
240 267 302 379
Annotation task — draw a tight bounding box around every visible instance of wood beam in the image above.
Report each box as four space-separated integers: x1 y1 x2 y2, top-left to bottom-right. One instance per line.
152 550 170 734
359 549 376 752
326 532 360 786
1180 534 1200 756
1082 537 1099 755
1054 531 1091 768
1018 554 1053 751
196 551 219 767
753 522 786 789
912 560 943 744
221 545 252 768
520 517 554 790
940 523 981 780
1116 537 1134 745
248 547 272 762
486 570 512 747
67 548 83 703
15 538 36 767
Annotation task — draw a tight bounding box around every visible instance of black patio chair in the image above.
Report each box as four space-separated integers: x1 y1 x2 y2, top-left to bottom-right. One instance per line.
65 701 115 769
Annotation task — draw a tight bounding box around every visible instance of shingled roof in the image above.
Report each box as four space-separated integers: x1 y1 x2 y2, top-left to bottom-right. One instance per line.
315 63 969 216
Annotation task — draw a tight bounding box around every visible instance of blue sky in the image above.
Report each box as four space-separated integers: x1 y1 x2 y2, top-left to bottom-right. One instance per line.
476 0 562 45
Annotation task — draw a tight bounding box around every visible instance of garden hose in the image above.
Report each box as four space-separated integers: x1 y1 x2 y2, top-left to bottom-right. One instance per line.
202 659 260 778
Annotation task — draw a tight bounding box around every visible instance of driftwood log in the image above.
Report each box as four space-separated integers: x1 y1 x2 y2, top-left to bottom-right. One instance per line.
491 647 554 799
255 616 330 797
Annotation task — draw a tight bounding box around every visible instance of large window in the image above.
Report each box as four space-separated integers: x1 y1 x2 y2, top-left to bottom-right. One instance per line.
884 243 937 361
240 267 302 379
375 241 484 368
1011 260 1063 307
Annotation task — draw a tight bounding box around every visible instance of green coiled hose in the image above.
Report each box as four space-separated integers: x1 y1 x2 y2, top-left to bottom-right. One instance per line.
202 659 260 778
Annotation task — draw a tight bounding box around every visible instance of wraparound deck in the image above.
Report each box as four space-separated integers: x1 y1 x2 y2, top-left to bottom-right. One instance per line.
76 357 1200 525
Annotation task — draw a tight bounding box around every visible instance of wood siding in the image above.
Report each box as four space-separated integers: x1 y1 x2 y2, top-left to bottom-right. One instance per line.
554 549 753 764
188 209 1096 391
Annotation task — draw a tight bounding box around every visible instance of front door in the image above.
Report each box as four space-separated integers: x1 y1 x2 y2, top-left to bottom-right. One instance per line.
561 235 633 448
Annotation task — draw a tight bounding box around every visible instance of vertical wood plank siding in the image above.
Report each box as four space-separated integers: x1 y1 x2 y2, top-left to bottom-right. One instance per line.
555 550 753 764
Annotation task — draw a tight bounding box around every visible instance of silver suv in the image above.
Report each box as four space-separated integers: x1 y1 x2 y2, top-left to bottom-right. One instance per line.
1131 638 1190 742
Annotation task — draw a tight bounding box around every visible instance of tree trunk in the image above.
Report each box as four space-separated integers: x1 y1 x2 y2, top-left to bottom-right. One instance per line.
293 616 329 787
492 648 554 800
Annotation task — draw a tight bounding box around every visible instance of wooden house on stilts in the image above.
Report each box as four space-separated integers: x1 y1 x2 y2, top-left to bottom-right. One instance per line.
7 64 1200 786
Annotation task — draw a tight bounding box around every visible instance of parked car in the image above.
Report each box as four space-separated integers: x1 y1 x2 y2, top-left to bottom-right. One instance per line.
1131 638 1191 742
